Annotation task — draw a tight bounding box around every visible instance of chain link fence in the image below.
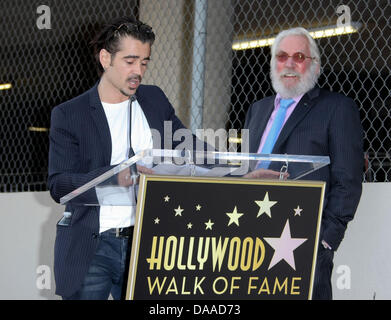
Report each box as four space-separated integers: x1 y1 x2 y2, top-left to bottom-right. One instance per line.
0 0 390 192
229 0 391 182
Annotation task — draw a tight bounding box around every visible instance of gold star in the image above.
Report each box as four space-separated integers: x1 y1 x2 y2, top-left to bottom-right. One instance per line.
255 192 277 218
154 217 160 224
174 205 184 216
226 206 244 226
205 219 214 230
294 205 303 216
195 204 202 211
187 222 193 229
164 195 170 202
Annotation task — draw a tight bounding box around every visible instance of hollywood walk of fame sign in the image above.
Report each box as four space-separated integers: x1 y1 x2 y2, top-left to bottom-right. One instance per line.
126 175 325 300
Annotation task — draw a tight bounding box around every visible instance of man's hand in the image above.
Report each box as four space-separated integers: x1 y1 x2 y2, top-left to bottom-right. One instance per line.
137 164 154 175
117 165 154 186
243 168 289 180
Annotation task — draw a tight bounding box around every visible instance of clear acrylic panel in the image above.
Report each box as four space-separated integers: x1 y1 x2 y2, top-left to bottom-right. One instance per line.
60 149 330 206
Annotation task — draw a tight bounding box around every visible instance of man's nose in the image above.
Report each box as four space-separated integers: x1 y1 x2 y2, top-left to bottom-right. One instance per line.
132 63 142 75
284 56 296 68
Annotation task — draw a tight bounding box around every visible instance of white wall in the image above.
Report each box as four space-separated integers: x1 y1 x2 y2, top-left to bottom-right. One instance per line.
0 183 389 299
0 192 62 300
332 182 391 300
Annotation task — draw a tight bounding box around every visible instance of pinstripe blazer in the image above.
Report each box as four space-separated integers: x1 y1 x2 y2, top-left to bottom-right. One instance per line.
48 82 186 297
244 86 363 251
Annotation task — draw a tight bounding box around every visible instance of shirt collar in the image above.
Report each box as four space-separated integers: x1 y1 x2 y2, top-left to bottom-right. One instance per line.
275 93 305 107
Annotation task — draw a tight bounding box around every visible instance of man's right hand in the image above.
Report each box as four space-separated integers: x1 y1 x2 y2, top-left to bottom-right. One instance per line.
117 165 154 186
243 168 289 180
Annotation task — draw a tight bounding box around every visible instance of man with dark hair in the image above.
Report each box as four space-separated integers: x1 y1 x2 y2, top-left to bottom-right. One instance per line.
244 27 363 299
48 17 186 299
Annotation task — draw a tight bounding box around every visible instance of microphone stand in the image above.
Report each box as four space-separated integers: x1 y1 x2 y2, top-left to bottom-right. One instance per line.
128 95 139 202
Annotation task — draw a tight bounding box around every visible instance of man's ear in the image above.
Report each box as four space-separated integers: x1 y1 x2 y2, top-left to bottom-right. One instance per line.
99 49 111 71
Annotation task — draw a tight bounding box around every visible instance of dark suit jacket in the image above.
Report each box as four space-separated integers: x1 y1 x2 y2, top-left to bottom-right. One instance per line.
244 86 363 252
48 82 186 297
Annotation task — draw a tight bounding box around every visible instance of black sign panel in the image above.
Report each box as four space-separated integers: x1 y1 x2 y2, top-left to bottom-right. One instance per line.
126 175 324 300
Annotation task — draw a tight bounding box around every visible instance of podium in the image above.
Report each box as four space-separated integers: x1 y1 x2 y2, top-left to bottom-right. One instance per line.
60 149 329 300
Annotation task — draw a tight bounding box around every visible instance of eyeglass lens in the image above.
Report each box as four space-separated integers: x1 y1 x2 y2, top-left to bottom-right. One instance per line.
276 52 308 63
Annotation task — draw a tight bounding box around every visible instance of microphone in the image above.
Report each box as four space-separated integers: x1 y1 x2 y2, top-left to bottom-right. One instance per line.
128 95 138 183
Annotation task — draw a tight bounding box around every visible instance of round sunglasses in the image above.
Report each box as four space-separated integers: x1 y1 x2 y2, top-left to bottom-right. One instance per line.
275 51 316 63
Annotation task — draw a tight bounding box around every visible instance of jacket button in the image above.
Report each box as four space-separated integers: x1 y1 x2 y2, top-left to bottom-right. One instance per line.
92 233 98 239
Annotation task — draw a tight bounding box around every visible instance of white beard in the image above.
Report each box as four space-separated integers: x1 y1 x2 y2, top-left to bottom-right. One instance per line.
271 64 319 98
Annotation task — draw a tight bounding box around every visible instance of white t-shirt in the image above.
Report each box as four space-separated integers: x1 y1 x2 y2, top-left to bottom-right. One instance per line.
99 98 153 233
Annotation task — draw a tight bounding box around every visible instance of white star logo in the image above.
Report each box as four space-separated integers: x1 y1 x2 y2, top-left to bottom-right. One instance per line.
294 205 303 216
205 219 214 230
255 192 277 218
226 206 244 226
174 205 184 216
263 219 307 270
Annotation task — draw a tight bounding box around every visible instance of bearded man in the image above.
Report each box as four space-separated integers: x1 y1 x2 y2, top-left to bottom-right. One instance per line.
243 27 363 299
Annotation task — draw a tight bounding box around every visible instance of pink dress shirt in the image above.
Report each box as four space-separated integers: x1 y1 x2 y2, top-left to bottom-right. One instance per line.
257 93 304 153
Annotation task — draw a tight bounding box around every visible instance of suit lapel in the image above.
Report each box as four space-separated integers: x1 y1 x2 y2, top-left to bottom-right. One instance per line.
88 83 112 164
250 97 275 153
273 87 320 152
134 90 167 149
135 93 161 131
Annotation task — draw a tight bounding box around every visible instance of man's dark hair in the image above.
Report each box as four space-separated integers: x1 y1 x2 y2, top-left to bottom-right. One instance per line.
90 16 155 75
